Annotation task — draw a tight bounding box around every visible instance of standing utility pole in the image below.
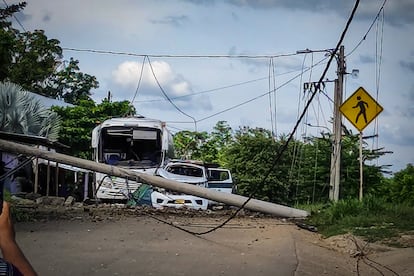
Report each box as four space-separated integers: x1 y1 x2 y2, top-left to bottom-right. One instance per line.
329 45 345 202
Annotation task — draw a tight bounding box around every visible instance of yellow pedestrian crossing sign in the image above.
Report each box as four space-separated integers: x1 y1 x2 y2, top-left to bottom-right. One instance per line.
340 87 383 132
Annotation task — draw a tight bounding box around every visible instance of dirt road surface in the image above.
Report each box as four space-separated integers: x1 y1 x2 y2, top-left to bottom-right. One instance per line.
12 211 414 276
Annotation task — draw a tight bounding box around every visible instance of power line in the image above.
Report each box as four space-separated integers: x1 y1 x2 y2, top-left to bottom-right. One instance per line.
134 76 269 103
2 0 26 32
116 0 361 238
62 47 300 59
347 0 388 57
184 0 360 236
160 57 327 125
268 58 277 136
134 68 305 104
196 57 328 123
146 57 197 130
133 59 327 127
130 55 147 104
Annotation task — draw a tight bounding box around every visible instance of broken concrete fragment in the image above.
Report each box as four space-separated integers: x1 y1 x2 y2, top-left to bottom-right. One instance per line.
39 196 65 206
64 196 75 206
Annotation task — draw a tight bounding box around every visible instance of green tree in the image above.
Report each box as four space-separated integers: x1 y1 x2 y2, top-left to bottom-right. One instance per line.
1 3 98 104
290 134 332 204
221 127 294 205
9 29 62 93
44 58 99 104
210 121 233 165
387 164 414 205
173 121 233 164
173 130 209 160
221 126 388 205
0 2 26 80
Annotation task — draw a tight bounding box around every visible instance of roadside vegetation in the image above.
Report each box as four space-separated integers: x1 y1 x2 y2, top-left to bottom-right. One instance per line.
302 196 414 245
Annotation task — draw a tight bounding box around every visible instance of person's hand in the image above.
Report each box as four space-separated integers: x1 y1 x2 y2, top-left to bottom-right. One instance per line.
0 201 38 275
0 201 16 248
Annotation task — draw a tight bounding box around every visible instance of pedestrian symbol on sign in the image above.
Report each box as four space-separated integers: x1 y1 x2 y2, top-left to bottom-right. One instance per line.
353 96 368 124
340 87 383 132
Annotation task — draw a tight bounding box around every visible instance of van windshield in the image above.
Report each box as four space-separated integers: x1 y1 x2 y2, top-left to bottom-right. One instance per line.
166 164 204 177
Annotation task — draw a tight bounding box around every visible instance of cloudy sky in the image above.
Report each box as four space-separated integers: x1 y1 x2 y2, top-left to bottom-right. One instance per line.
5 0 414 173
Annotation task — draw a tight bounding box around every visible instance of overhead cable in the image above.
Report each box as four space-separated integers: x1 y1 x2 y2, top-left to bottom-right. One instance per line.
136 0 361 237
62 47 299 59
193 0 361 236
2 0 26 32
134 69 304 104
130 55 148 103
196 57 328 123
146 57 197 130
347 0 388 57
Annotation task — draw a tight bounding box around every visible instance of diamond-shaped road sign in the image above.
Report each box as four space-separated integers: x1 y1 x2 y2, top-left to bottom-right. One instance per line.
340 87 383 132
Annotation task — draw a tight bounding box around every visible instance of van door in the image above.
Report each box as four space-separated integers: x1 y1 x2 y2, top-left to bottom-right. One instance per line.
207 168 233 194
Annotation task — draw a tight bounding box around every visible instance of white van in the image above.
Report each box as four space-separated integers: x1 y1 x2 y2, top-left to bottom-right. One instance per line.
153 161 209 210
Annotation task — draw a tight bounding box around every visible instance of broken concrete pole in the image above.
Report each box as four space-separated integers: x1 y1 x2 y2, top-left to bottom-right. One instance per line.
0 139 309 218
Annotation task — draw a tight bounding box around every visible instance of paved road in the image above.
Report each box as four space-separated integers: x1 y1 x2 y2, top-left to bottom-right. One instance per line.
12 215 411 275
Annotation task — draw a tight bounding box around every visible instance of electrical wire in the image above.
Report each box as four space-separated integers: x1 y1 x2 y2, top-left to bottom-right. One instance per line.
289 53 308 184
267 57 278 137
372 9 385 167
2 0 26 32
268 58 275 136
62 47 299 59
272 60 278 136
151 0 361 236
347 0 388 57
196 57 328 123
146 56 197 130
130 56 148 104
133 75 270 103
203 0 361 235
134 68 311 106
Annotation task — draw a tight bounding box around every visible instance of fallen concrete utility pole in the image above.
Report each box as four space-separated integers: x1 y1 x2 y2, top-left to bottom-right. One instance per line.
0 139 309 218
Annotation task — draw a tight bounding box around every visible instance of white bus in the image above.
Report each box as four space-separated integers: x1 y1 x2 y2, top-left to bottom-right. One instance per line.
91 116 174 200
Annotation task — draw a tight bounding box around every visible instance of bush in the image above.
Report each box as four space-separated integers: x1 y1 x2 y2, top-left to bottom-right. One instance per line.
306 196 414 243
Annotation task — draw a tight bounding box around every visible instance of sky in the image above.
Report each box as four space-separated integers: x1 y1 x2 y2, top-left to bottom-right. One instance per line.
4 0 414 173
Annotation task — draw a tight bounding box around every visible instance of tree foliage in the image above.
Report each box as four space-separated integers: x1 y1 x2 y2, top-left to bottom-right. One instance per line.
173 121 232 164
385 164 414 205
0 2 26 80
173 121 392 205
221 127 293 205
0 3 98 103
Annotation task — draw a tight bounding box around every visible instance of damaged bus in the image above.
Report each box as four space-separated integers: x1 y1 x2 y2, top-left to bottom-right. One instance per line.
91 116 174 200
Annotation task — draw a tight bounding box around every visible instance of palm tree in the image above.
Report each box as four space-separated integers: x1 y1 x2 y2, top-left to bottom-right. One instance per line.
0 81 61 140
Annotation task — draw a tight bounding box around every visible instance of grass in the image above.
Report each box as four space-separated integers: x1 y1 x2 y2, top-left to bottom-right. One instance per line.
303 196 414 245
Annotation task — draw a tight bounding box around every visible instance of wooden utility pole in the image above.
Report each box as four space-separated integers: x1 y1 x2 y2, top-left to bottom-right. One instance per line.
0 139 309 218
329 45 345 202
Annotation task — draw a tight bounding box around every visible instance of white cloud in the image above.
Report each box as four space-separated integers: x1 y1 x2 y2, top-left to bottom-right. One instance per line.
171 81 192 96
112 60 179 93
112 61 141 88
111 60 212 112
